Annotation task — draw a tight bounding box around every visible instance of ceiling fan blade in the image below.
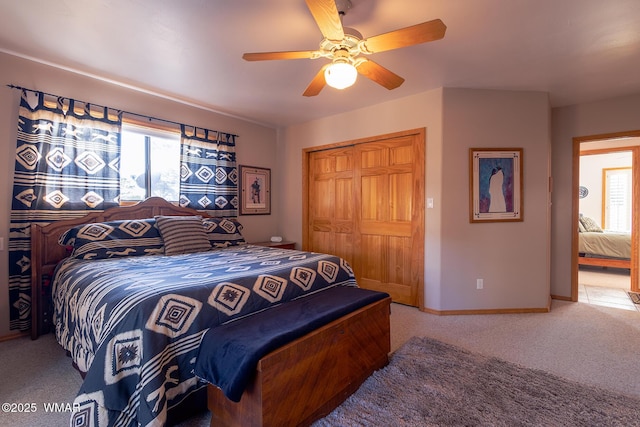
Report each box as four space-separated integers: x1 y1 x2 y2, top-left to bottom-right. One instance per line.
303 65 328 97
356 59 405 90
305 0 345 41
243 51 318 61
362 19 446 53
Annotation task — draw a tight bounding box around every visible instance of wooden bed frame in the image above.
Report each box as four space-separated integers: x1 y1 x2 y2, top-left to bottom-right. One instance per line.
30 197 391 426
30 197 214 340
578 254 630 269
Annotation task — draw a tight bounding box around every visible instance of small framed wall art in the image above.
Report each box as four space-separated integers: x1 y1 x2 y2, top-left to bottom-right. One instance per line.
239 165 271 215
469 148 523 223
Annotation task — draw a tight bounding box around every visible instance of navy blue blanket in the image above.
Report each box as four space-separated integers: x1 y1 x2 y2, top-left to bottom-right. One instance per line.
52 245 359 426
194 287 390 402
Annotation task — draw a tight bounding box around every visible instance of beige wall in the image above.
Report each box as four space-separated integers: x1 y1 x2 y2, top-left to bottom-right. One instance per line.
551 94 640 298
0 52 278 337
440 88 551 310
278 87 552 312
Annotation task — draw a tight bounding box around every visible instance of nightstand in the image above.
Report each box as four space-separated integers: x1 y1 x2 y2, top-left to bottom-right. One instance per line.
252 241 296 250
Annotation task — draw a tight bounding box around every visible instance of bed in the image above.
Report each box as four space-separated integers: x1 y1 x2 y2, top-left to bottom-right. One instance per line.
30 197 391 427
578 231 631 269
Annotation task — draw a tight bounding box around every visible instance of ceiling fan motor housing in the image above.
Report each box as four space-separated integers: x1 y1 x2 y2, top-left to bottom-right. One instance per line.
319 27 362 59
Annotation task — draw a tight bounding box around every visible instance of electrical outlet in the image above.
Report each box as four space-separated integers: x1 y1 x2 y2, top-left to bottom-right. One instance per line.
476 278 483 289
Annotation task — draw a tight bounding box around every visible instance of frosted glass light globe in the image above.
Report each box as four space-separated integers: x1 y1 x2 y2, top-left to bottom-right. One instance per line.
324 62 357 90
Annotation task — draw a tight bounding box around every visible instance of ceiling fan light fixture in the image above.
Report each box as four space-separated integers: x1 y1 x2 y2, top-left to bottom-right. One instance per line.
324 61 357 90
243 0 447 96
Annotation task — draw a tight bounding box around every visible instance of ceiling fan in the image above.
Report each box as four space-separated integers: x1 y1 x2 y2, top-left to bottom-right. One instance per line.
242 0 447 96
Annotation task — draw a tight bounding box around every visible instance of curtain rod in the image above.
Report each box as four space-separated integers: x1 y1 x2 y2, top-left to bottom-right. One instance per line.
6 84 238 137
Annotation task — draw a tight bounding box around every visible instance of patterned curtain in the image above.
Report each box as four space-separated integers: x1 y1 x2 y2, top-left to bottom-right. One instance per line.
179 125 238 217
9 90 122 331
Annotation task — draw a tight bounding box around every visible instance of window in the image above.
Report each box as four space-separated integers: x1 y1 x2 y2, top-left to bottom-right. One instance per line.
120 122 181 203
603 167 632 232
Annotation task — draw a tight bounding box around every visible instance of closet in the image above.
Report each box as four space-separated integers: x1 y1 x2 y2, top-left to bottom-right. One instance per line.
303 129 425 306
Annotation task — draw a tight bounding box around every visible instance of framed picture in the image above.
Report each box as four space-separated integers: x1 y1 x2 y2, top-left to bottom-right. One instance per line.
469 148 523 223
239 165 271 215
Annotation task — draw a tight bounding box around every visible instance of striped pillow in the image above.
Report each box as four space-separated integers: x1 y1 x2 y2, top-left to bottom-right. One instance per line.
155 215 211 255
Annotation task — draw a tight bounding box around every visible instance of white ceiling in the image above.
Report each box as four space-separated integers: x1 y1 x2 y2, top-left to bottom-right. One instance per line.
1 0 640 128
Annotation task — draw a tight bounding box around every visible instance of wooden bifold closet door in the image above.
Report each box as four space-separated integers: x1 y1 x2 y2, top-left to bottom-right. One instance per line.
304 129 425 307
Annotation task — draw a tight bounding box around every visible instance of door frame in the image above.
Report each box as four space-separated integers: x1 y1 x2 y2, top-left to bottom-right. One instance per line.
572 130 640 300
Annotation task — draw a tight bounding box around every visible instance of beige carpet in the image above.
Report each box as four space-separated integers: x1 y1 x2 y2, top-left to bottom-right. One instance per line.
578 265 630 289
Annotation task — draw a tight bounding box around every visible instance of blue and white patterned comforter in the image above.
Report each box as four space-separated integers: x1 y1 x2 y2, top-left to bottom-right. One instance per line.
52 245 357 427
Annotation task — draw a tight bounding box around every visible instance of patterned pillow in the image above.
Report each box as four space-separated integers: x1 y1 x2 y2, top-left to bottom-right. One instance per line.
59 218 165 260
580 216 603 233
155 215 211 255
202 217 246 248
578 221 586 233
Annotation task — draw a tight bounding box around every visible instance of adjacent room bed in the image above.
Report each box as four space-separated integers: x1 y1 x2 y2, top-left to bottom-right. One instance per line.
578 215 631 269
30 197 391 427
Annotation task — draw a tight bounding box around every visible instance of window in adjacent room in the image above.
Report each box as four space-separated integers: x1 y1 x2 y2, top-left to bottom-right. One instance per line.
120 120 181 203
603 166 632 232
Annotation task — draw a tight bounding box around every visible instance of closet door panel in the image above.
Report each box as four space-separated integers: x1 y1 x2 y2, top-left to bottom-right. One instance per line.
308 148 356 266
356 135 421 305
305 129 424 307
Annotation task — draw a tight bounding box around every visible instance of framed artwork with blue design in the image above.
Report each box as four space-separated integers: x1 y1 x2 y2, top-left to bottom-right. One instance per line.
239 165 271 215
470 148 523 223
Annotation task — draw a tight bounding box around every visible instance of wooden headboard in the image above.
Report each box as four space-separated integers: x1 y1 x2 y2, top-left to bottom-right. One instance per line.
30 197 211 339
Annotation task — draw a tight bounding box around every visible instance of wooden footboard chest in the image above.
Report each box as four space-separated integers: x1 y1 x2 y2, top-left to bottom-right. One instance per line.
207 296 391 427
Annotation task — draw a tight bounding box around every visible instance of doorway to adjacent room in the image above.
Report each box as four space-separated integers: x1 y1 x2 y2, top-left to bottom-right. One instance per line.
573 132 640 309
